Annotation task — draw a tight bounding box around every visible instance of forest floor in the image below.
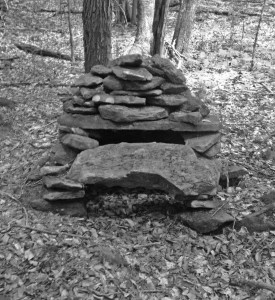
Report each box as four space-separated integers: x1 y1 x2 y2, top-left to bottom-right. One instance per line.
0 0 275 299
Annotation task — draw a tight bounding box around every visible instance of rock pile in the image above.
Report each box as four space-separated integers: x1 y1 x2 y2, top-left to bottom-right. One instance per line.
27 54 224 223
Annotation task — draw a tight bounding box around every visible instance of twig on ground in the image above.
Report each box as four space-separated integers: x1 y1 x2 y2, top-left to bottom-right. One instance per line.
211 201 228 217
230 278 275 292
132 242 161 249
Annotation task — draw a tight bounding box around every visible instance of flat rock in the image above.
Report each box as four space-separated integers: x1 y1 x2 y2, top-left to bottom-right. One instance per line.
48 142 78 166
180 89 209 117
80 86 104 100
61 134 99 150
202 142 221 158
109 54 143 67
21 185 87 217
147 94 188 107
90 64 112 77
220 164 249 182
43 190 85 201
58 113 221 132
63 101 98 115
151 55 186 84
169 111 203 125
123 76 165 91
103 75 124 91
40 164 70 176
110 89 163 97
72 96 85 106
178 209 234 233
112 66 153 81
182 133 221 153
161 82 188 94
93 94 146 106
59 125 89 137
67 143 221 197
99 105 168 123
72 73 103 87
43 176 84 190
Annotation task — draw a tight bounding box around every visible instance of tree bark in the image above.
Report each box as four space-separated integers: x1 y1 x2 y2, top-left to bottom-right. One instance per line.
152 0 171 56
128 0 155 55
131 0 138 24
82 0 112 72
172 0 198 53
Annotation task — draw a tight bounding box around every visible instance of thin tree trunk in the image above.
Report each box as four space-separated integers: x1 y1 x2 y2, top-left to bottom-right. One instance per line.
172 0 198 53
128 0 155 55
250 0 267 71
152 0 171 56
82 0 112 72
131 0 138 24
67 0 75 64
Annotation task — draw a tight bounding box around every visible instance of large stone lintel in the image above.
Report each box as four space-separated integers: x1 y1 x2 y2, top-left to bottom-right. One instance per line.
58 113 221 132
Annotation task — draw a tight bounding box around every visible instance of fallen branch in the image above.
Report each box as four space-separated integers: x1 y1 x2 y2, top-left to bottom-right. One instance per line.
36 8 82 14
230 278 275 293
0 56 20 61
14 42 81 61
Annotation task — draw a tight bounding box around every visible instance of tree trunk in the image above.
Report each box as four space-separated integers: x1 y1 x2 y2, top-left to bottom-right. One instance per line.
128 0 155 55
131 0 138 24
172 0 197 53
152 0 171 56
82 0 112 72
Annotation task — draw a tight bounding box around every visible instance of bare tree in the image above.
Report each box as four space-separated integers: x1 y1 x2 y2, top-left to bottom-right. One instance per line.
172 0 198 53
131 0 138 24
82 0 112 72
128 0 155 55
152 0 171 56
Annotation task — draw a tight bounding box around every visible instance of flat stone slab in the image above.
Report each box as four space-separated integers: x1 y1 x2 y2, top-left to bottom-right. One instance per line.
58 113 221 132
109 54 143 67
98 105 168 123
161 82 187 94
182 133 221 153
112 66 153 81
147 94 188 107
110 89 163 97
169 111 203 125
123 76 165 91
80 86 104 100
92 94 146 106
43 190 85 201
72 74 103 87
40 164 70 176
61 134 99 150
63 101 98 115
90 64 112 77
67 143 221 197
43 176 84 190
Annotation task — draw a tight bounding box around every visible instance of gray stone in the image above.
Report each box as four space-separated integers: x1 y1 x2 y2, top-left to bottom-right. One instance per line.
93 94 146 106
151 55 186 84
112 66 153 81
98 105 168 123
59 125 90 137
49 141 78 166
22 185 87 217
43 176 84 190
80 86 104 100
70 87 81 96
178 209 234 233
161 82 188 94
67 143 221 197
123 76 165 91
72 73 103 87
220 164 249 181
58 113 221 132
40 164 70 176
109 54 143 67
147 94 188 107
63 101 98 115
61 134 99 150
43 190 85 201
182 133 221 153
72 96 85 106
202 142 221 158
90 64 112 77
103 75 124 91
169 111 203 125
110 89 163 97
